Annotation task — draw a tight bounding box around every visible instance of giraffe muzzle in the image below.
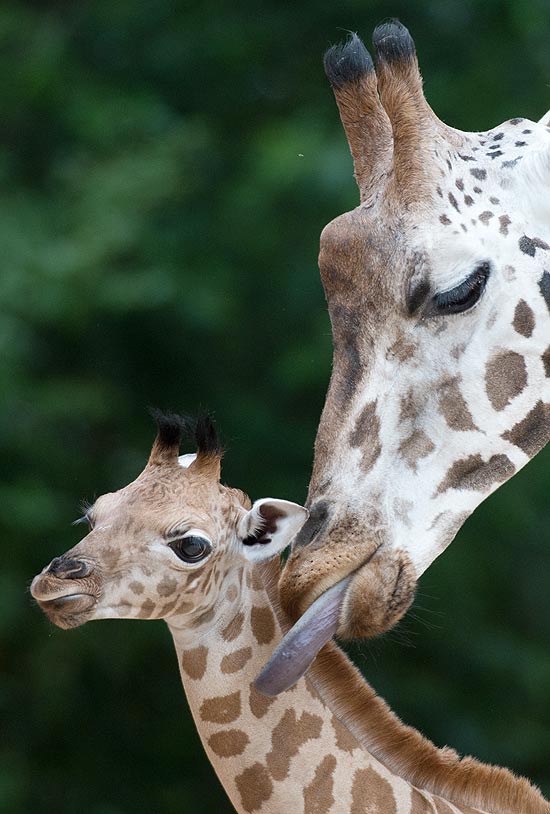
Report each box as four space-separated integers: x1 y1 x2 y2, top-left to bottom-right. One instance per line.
31 556 100 629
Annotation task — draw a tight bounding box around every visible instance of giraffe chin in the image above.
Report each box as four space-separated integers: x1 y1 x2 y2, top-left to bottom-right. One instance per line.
32 591 98 630
257 547 417 696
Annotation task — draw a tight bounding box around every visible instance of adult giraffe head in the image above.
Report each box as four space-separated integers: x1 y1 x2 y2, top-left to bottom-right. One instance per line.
267 20 550 692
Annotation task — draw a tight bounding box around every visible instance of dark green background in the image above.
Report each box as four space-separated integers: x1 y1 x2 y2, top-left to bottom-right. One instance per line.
2 1 549 811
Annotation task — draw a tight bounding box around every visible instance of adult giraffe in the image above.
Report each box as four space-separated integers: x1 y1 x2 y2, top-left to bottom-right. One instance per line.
261 20 550 692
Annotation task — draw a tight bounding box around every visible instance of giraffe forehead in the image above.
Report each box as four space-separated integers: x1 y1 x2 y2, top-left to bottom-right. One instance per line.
91 465 237 538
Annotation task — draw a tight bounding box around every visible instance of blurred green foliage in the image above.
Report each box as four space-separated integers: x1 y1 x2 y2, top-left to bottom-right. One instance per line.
1 0 549 811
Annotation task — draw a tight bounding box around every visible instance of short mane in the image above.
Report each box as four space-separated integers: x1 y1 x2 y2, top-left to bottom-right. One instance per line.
258 559 548 814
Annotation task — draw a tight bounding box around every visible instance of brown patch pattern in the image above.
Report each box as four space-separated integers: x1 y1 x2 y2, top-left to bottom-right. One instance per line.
350 766 397 814
250 606 275 645
349 401 382 474
138 599 156 618
266 709 323 781
235 762 273 812
207 728 249 758
542 347 550 378
199 691 241 724
157 575 177 596
220 646 252 674
303 755 336 814
221 611 244 642
513 300 535 337
502 400 550 457
332 715 360 753
349 401 378 448
438 377 477 431
248 684 275 719
437 454 515 494
180 645 208 680
485 350 527 411
399 430 435 470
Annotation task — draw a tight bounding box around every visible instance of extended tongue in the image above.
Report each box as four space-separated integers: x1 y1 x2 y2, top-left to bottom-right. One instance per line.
254 576 351 697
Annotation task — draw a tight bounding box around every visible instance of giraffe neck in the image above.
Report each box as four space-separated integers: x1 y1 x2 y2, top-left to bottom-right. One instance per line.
165 560 544 814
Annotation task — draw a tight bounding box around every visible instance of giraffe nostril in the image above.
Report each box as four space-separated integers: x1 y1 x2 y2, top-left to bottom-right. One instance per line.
48 556 92 580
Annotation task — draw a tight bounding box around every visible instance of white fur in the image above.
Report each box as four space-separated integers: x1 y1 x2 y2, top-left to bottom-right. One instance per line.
239 498 308 563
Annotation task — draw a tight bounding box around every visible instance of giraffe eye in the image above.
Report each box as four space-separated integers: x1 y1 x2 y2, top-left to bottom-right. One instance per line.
427 262 491 316
169 535 212 564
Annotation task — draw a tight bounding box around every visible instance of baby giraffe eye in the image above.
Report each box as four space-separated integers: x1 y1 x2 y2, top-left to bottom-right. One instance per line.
169 535 212 564
427 261 491 317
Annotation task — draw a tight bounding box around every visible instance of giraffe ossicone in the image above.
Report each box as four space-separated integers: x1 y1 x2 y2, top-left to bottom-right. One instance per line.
277 20 550 664
31 414 549 813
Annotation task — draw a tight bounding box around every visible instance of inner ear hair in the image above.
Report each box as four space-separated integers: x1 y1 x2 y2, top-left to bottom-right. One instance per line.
243 503 286 546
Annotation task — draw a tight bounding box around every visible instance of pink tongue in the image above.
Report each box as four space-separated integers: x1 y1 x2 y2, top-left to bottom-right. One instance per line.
254 577 351 697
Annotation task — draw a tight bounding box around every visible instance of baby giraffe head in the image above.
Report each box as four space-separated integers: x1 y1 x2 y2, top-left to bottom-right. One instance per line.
31 412 307 637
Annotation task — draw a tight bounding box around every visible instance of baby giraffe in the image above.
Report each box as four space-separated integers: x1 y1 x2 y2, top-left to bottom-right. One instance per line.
31 413 548 814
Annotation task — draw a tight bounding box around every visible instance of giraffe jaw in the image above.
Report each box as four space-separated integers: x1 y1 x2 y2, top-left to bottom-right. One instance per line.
32 592 98 629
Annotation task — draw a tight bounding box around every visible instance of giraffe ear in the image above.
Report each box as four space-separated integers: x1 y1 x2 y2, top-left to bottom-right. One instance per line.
239 499 308 563
538 110 550 126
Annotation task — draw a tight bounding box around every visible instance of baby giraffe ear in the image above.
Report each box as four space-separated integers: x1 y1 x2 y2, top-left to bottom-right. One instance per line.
239 499 308 563
538 109 550 126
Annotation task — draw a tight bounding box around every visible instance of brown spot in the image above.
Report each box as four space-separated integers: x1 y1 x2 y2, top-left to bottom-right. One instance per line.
250 606 275 645
220 646 252 674
303 755 336 814
129 581 144 595
479 210 494 225
225 584 238 602
332 715 360 753
157 576 177 597
399 389 421 421
349 401 382 475
266 709 323 781
399 430 435 470
513 300 535 338
437 454 515 494
542 347 550 377
438 377 477 431
499 214 511 235
138 599 156 619
221 611 244 642
160 598 178 616
448 191 460 211
235 762 273 812
464 194 474 206
199 691 241 724
502 401 550 457
207 729 249 758
192 607 216 627
388 332 417 362
350 766 397 814
349 400 377 447
439 214 451 225
249 683 275 719
246 568 264 592
485 351 527 411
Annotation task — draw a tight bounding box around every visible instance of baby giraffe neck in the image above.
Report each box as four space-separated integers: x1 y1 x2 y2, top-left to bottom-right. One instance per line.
166 560 518 814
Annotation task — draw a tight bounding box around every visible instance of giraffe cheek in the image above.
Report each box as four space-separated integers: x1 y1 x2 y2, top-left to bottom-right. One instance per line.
338 548 417 641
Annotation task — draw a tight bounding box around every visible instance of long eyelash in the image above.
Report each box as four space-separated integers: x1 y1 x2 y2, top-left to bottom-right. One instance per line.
432 262 490 313
72 499 93 527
